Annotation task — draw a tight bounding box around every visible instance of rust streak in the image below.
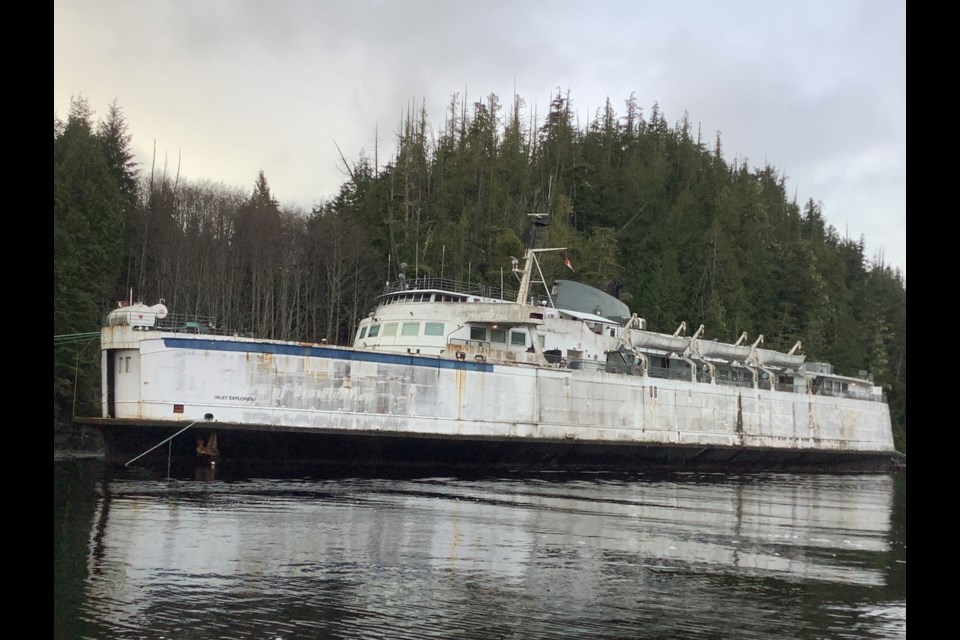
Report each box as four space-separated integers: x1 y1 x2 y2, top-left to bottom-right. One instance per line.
735 393 744 445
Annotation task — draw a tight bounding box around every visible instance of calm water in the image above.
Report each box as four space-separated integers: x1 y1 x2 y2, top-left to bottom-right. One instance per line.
54 461 906 639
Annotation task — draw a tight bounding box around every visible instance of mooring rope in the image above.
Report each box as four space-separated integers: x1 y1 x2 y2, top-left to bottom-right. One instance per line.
125 420 202 467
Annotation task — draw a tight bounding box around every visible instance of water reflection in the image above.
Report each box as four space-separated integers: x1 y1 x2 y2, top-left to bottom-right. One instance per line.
55 465 905 639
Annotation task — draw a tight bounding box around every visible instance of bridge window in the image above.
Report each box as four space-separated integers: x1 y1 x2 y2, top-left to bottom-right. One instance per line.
358 326 367 339
401 322 420 336
471 326 487 341
425 322 444 336
368 324 381 337
510 331 526 346
491 328 506 343
382 323 398 337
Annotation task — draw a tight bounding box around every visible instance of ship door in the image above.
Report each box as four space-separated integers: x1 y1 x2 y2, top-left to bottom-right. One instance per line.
106 350 116 418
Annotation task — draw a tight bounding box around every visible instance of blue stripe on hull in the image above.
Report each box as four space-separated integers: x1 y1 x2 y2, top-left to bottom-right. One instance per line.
161 338 495 372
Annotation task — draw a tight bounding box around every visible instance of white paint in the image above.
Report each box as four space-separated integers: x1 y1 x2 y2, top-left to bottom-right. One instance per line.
100 326 894 455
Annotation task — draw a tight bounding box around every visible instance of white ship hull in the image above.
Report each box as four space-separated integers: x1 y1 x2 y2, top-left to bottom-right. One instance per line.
83 326 896 472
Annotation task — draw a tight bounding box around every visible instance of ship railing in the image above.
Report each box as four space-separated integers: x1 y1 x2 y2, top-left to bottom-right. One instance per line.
383 277 517 302
562 358 637 376
646 363 696 382
101 310 227 334
571 360 756 385
773 382 806 393
811 386 885 403
604 361 645 376
154 313 224 335
441 349 888 402
572 357 886 402
713 377 756 389
767 381 885 402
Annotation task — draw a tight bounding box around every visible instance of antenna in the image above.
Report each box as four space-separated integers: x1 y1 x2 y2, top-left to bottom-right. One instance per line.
526 212 551 249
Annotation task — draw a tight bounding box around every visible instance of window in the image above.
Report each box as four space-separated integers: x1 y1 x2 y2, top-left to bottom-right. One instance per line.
358 326 367 340
490 328 506 343
510 331 526 346
537 335 545 349
402 322 420 336
471 326 487 341
424 322 444 336
368 324 381 337
125 357 131 373
382 323 398 337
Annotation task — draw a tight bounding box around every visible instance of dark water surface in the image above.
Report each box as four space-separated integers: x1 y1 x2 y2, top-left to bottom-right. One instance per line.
55 461 905 639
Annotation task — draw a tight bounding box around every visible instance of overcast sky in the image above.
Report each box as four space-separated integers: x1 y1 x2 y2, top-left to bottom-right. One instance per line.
54 0 906 278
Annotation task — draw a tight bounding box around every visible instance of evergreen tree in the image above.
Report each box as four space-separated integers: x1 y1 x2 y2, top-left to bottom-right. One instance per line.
97 100 139 216
54 96 124 425
97 99 141 298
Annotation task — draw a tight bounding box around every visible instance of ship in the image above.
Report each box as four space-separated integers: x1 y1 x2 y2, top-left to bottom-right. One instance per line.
78 242 897 473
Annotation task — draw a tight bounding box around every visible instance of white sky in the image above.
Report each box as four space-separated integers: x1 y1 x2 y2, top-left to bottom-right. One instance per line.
54 0 906 278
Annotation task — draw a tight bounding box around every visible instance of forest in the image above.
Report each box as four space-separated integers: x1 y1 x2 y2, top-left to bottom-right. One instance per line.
53 91 906 453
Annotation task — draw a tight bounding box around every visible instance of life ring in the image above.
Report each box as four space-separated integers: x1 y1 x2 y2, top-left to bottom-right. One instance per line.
558 358 567 368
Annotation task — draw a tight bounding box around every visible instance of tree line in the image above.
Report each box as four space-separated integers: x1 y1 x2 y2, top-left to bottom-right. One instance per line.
53 91 907 452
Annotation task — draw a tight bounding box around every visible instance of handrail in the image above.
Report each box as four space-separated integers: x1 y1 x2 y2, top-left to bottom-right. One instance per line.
382 277 517 302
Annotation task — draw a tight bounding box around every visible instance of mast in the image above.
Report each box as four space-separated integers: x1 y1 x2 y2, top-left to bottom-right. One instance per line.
514 211 564 305
515 247 565 305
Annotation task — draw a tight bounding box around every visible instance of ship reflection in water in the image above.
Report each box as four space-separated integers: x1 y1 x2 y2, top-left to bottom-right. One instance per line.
55 464 906 639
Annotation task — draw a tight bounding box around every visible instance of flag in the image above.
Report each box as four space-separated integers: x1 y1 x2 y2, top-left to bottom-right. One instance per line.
564 256 574 271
